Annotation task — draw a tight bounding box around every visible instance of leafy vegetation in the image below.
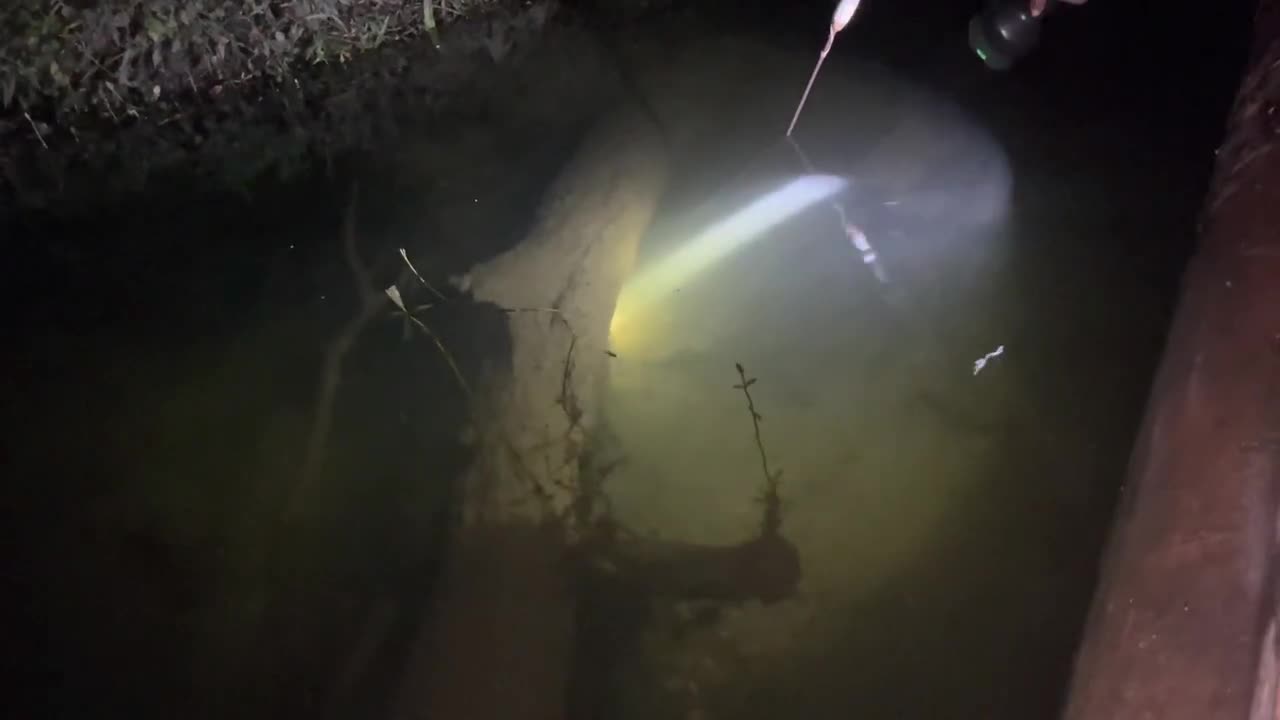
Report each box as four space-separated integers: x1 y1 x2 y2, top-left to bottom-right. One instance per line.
1 1 498 118
0 0 563 213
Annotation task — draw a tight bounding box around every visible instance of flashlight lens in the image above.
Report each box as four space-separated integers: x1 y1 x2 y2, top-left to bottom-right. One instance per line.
969 0 1045 71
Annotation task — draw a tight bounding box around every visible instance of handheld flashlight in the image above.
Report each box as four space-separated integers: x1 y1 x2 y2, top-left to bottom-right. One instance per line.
968 0 1056 71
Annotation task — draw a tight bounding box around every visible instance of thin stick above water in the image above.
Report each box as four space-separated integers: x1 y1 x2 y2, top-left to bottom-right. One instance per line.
785 0 863 136
786 25 836 137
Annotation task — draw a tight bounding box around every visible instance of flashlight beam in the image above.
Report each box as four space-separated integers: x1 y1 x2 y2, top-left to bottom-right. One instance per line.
619 174 848 315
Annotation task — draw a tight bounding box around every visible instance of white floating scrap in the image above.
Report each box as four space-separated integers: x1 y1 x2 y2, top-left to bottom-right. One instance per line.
973 345 1005 376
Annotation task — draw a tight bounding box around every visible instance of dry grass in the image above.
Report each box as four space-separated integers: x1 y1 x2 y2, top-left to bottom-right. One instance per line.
0 1 499 120
0 0 562 213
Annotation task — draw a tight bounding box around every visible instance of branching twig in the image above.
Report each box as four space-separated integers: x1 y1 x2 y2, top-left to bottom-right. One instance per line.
388 288 473 400
734 362 783 536
392 250 581 410
391 250 583 518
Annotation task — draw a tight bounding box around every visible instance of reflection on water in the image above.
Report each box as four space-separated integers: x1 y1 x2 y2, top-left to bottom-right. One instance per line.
610 172 850 352
4 14 1224 720
597 38 1170 719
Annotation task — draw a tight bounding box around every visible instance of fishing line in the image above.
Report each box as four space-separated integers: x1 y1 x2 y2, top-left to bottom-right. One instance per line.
786 0 863 137
786 135 889 283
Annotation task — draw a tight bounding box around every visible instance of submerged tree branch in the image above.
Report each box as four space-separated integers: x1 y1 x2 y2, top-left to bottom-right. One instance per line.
287 183 384 522
734 362 783 537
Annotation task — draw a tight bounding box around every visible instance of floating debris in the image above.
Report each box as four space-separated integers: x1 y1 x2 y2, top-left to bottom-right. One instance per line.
973 345 1005 376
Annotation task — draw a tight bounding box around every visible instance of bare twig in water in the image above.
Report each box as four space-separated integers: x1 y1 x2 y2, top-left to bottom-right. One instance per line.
558 334 581 426
385 284 473 399
397 248 447 301
287 184 386 522
24 111 48 149
734 363 783 536
391 248 587 517
389 249 576 401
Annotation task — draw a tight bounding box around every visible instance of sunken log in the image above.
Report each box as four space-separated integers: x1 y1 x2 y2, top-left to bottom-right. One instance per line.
391 102 668 720
1061 3 1280 718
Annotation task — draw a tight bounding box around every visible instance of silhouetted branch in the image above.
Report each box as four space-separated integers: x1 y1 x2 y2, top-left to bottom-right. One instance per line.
734 362 783 537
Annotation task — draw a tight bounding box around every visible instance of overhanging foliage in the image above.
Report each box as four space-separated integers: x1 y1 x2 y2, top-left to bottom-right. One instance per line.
1 0 497 118
0 0 566 213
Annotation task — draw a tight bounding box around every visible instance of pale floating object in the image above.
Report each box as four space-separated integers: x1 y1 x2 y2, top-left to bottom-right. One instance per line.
973 345 1005 376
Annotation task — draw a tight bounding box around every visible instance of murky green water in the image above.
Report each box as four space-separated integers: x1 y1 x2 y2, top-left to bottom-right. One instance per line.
592 35 1184 718
4 6 1240 719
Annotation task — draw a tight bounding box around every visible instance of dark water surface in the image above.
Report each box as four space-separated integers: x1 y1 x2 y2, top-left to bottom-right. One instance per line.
2 1 1254 718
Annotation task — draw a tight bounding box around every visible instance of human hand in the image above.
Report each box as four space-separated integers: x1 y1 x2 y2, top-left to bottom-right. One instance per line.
1030 0 1087 17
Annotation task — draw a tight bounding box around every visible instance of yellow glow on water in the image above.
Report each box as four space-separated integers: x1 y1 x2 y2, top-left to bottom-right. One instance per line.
608 306 631 348
608 301 679 360
609 174 848 359
607 306 640 355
